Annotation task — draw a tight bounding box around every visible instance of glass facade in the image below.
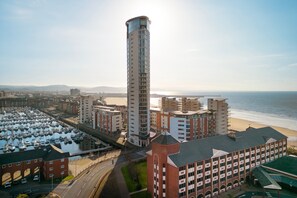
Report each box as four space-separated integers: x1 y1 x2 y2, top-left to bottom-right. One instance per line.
126 17 150 34
126 16 151 147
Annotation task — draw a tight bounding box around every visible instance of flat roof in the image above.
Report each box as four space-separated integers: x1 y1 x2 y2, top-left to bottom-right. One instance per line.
171 110 211 116
126 16 150 24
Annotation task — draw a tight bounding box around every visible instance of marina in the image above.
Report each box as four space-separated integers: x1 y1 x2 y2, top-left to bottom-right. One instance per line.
0 107 108 155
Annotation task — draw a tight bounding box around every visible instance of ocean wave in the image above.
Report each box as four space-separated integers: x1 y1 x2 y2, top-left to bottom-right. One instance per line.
230 109 297 131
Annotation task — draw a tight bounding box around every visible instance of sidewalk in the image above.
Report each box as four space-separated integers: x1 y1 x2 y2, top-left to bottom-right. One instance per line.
115 163 130 198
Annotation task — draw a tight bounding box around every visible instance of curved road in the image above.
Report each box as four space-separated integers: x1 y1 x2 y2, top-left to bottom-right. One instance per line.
0 150 146 198
54 159 116 198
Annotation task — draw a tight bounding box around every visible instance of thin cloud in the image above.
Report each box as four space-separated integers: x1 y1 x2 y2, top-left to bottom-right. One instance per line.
287 63 297 67
255 54 285 58
186 48 200 53
11 6 33 20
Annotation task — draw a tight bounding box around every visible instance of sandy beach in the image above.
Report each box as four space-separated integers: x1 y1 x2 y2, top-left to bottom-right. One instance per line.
104 97 297 147
229 117 297 147
104 97 127 106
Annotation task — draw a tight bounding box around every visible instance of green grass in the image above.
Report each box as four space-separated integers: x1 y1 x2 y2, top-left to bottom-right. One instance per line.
135 161 147 189
62 175 74 182
121 165 136 192
121 160 147 192
131 191 150 198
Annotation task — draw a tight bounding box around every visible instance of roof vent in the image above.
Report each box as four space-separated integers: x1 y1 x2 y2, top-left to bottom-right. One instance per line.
227 132 236 140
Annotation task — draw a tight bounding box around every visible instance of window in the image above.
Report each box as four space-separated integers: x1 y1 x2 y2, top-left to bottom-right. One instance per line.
49 167 53 171
2 165 6 169
8 164 12 167
27 160 31 164
61 165 65 169
16 162 21 166
49 161 53 165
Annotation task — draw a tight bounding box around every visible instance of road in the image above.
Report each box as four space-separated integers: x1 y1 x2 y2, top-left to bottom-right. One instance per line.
54 159 116 198
0 150 146 198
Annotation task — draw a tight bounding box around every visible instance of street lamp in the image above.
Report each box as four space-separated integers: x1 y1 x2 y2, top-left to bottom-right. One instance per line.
51 175 54 190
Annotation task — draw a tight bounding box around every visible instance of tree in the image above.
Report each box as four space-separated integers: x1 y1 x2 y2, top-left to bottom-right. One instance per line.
17 194 29 198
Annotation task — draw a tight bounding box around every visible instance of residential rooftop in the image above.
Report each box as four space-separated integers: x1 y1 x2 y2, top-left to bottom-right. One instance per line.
0 144 70 165
165 127 287 167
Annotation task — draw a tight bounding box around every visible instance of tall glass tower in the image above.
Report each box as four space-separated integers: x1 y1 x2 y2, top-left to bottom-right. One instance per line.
126 16 151 147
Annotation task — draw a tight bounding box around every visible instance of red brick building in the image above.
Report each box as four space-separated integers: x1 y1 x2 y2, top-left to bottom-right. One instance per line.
147 127 287 198
150 109 216 141
92 105 122 135
0 145 69 185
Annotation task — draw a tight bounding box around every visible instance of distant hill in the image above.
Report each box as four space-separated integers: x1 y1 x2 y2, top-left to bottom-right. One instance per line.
0 85 126 93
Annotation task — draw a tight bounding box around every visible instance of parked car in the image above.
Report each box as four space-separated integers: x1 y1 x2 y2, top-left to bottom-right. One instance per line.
21 178 27 184
33 175 39 181
4 182 11 188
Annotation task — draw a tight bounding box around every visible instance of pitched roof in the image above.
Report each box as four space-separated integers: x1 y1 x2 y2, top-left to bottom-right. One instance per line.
0 144 70 165
0 148 46 165
169 127 287 167
153 132 179 145
270 174 297 188
43 145 70 161
252 167 282 190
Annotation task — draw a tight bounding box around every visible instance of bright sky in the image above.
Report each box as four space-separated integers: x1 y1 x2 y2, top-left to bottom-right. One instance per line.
1 0 297 91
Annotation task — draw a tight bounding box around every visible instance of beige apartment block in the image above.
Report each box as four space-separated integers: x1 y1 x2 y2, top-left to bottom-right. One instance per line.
79 95 93 124
160 97 179 112
208 98 229 134
178 97 201 112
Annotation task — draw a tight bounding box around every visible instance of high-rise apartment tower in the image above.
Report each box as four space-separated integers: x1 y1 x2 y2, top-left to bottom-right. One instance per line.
208 98 229 134
126 16 151 147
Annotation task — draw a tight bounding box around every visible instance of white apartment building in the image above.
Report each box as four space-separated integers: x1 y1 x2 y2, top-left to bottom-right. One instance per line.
92 106 122 134
208 98 229 134
126 16 151 147
169 110 216 142
79 95 93 124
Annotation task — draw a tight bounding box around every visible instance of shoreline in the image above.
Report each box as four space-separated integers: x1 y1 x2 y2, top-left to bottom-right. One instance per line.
104 97 297 147
229 117 297 147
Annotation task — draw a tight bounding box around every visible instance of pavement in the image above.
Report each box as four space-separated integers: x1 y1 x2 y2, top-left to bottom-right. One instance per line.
54 159 116 198
0 149 147 198
114 163 130 198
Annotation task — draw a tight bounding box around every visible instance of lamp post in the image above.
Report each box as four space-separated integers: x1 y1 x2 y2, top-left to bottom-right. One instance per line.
51 175 53 190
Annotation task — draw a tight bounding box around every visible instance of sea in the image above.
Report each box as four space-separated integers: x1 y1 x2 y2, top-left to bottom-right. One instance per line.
151 91 297 131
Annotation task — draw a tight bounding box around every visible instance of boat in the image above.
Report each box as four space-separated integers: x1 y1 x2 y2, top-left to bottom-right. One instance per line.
3 144 10 153
19 142 27 151
9 144 15 152
34 142 40 149
25 140 31 146
45 140 50 146
40 140 46 147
